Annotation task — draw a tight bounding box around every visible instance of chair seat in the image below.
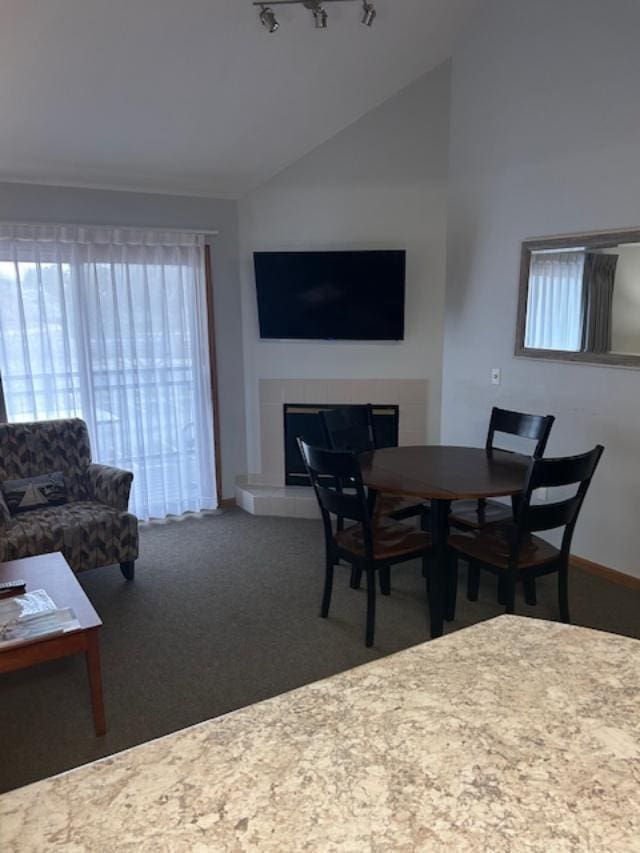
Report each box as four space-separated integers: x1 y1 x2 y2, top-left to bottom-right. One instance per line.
449 498 512 530
4 501 138 572
378 493 427 518
449 523 559 570
335 516 431 561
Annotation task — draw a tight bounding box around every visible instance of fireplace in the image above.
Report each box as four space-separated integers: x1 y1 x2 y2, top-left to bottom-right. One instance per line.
283 404 400 487
235 379 426 517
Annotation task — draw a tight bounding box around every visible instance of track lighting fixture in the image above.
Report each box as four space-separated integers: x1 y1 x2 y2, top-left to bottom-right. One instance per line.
259 5 279 33
253 0 377 32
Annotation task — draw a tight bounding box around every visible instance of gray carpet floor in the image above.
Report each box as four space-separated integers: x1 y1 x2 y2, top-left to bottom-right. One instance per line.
1 507 639 795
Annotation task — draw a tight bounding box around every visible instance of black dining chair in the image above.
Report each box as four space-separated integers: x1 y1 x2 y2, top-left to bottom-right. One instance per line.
320 404 429 525
298 438 433 647
449 406 555 608
449 406 555 532
448 445 604 621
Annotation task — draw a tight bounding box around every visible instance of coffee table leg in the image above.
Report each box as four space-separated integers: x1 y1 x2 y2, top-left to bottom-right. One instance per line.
429 498 451 639
85 629 107 736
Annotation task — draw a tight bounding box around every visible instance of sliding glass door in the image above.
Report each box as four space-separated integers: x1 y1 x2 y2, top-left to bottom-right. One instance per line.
0 224 217 520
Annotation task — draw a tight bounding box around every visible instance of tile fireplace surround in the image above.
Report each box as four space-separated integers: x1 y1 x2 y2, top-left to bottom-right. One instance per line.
236 379 428 518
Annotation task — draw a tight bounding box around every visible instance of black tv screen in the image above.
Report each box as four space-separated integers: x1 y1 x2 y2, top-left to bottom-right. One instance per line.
254 250 406 341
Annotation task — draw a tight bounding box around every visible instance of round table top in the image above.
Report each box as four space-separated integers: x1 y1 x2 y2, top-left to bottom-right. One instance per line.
359 445 531 501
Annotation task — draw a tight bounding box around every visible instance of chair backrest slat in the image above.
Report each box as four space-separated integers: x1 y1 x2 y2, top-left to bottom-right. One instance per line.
527 452 601 490
523 497 582 533
320 405 376 453
298 439 372 537
487 407 555 458
314 483 367 523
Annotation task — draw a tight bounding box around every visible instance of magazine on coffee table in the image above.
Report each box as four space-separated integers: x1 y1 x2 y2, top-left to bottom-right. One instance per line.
0 589 81 650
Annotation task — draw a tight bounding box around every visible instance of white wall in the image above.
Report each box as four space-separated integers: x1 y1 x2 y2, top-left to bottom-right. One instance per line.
0 182 245 499
443 0 640 577
239 64 451 474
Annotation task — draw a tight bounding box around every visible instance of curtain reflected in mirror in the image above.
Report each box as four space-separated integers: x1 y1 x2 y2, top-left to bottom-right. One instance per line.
581 253 618 353
525 251 585 351
517 231 640 366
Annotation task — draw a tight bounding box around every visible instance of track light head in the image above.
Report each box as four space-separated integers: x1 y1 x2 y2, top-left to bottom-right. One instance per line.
259 5 279 32
304 0 328 29
361 1 376 26
313 6 328 28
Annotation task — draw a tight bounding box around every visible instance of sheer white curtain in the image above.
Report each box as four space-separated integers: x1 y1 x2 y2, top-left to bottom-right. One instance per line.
525 250 585 351
0 223 217 519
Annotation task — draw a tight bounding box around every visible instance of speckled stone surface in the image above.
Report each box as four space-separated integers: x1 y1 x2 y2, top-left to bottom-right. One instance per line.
1 615 639 852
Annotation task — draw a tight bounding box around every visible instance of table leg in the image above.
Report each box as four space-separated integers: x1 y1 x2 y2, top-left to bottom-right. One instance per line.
429 498 451 639
85 629 107 736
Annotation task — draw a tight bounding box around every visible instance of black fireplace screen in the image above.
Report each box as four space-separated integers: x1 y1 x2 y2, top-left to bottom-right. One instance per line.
283 403 400 487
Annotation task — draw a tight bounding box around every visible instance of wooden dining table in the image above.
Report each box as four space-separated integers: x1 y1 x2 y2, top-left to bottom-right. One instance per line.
360 445 531 638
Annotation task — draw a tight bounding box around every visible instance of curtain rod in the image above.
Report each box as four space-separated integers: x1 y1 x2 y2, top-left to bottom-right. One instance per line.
0 219 218 237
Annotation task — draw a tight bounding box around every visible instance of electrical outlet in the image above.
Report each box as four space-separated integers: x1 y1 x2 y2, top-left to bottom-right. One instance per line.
491 368 501 385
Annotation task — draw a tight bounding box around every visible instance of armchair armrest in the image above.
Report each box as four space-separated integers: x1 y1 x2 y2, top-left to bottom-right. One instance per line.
86 463 134 512
0 491 10 530
0 494 9 561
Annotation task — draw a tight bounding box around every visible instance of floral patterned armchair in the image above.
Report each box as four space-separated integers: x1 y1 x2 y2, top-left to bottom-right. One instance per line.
0 419 138 579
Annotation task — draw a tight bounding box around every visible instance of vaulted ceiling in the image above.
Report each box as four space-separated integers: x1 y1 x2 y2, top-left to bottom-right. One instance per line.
1 0 478 198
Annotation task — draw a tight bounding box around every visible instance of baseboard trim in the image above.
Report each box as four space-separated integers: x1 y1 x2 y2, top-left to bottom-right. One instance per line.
570 555 640 591
219 497 236 509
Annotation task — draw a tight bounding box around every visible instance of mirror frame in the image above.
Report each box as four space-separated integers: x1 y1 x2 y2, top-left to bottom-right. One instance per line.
515 227 640 368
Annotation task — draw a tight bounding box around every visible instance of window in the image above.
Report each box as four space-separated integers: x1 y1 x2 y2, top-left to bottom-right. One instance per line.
0 224 217 520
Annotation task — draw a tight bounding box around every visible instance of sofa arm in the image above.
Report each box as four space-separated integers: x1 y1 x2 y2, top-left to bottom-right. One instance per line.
86 463 134 512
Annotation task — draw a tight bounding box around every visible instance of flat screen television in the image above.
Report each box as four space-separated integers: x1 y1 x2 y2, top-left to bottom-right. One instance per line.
254 250 406 341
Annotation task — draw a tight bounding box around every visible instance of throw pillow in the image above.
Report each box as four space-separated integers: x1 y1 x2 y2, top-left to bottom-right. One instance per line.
2 472 67 514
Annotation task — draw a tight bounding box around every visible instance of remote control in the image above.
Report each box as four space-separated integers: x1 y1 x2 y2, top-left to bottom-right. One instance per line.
0 579 26 592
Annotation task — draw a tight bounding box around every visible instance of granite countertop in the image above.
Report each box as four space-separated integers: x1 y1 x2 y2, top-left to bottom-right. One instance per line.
1 615 639 852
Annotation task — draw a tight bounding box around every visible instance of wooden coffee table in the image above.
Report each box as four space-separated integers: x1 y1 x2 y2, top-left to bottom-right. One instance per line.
0 552 106 736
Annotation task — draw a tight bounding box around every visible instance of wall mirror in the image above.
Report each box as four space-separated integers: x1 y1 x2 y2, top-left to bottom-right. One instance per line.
516 229 640 367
